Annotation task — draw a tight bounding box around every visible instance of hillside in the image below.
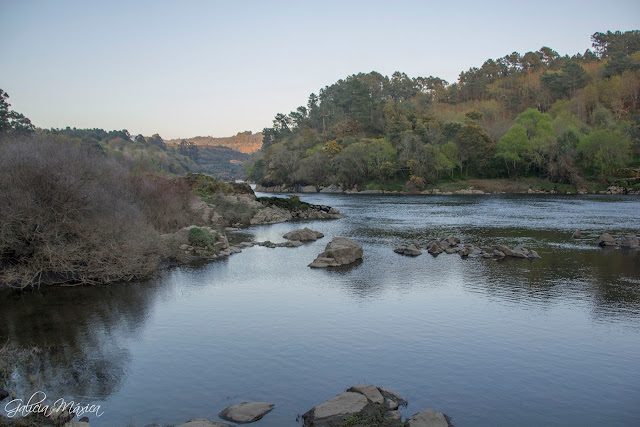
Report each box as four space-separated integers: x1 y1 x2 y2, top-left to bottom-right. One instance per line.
248 30 640 193
166 131 262 153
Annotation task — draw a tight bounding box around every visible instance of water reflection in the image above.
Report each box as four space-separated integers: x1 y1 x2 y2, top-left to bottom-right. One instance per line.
0 280 162 401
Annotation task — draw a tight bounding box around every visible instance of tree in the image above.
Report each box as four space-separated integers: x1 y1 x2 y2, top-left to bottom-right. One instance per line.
577 129 631 177
495 125 530 176
0 89 35 136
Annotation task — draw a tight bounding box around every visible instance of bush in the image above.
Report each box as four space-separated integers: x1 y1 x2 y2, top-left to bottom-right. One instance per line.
0 135 166 288
188 227 218 248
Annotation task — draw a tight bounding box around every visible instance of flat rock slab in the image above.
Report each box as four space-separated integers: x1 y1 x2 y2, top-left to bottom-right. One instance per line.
175 419 233 427
308 391 368 420
407 409 449 427
219 402 274 424
347 384 384 404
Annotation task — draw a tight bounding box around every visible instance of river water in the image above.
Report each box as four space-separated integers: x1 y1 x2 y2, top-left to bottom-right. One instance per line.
1 193 639 426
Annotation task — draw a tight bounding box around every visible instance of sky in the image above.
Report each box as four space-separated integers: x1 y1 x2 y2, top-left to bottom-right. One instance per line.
1 0 639 139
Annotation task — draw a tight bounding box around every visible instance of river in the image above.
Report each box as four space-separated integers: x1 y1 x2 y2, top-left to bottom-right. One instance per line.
1 193 639 426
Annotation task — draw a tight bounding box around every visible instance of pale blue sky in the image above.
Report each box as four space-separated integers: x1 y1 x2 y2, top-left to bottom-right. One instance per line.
1 0 638 139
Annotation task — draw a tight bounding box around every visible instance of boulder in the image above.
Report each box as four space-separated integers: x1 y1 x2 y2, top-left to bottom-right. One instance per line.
309 237 363 268
377 386 407 408
219 401 274 424
347 384 384 404
572 230 581 239
428 242 443 255
596 233 617 247
175 419 233 427
406 409 450 427
303 391 368 424
384 410 403 422
619 235 639 248
0 389 8 401
284 227 324 241
495 245 527 258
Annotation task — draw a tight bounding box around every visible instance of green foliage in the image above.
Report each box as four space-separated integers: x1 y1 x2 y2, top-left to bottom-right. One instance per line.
183 173 234 200
250 30 640 188
188 227 218 248
0 89 35 135
578 129 632 177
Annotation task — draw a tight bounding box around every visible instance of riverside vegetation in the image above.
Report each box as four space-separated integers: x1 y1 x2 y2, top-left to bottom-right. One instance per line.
0 93 341 289
247 30 640 194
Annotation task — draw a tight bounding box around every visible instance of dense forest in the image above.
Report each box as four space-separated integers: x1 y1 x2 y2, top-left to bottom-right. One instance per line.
248 31 640 192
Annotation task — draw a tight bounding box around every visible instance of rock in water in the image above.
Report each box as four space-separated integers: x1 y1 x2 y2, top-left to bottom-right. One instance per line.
0 389 8 401
347 384 384 404
303 391 368 426
309 237 363 268
394 244 422 256
283 227 324 242
596 233 617 247
572 230 581 239
619 235 639 248
218 402 274 424
407 408 450 427
176 419 233 427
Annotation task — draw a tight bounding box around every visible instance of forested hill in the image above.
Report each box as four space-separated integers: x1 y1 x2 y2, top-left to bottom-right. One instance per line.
166 131 262 153
248 30 640 193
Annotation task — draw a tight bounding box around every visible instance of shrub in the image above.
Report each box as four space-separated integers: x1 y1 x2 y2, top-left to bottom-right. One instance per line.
188 227 217 248
0 134 164 288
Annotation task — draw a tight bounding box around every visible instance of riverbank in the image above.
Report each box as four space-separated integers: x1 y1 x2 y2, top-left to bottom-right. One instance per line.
0 173 343 290
256 178 640 195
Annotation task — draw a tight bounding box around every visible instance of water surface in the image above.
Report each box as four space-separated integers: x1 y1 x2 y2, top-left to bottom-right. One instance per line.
1 194 639 426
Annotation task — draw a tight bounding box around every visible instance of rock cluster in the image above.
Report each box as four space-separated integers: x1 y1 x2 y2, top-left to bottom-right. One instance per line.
597 233 639 248
302 384 449 427
309 237 363 268
424 237 541 260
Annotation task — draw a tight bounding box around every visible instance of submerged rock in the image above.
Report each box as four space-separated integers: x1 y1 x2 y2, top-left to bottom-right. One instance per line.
406 409 450 427
394 244 422 256
175 419 233 427
309 237 363 268
596 233 617 247
219 401 274 424
619 235 639 248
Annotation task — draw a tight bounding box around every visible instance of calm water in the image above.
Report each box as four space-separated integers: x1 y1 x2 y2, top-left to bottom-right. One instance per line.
1 194 639 426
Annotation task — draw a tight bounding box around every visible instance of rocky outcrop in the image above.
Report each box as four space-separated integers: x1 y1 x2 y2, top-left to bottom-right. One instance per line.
284 228 324 241
218 402 274 424
302 385 447 427
394 244 422 256
424 237 541 260
252 196 343 225
309 237 363 268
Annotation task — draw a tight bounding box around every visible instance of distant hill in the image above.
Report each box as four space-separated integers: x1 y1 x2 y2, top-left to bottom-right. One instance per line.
166 131 262 153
